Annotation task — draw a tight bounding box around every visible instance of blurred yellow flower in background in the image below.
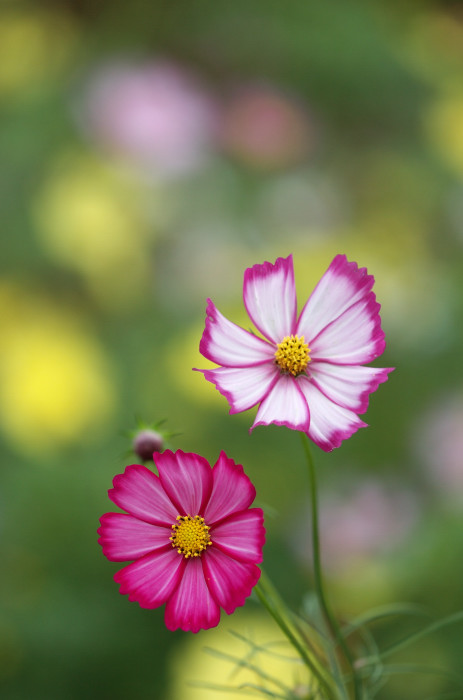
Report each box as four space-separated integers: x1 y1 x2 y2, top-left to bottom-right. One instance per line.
424 91 463 174
33 152 156 311
168 610 312 700
0 7 77 99
0 283 115 455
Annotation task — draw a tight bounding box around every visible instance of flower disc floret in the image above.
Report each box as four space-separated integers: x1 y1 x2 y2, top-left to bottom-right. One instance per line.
275 334 310 376
170 514 212 558
98 450 265 633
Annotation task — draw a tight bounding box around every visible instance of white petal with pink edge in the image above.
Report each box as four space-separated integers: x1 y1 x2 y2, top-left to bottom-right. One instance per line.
202 547 261 615
164 557 220 632
204 452 256 525
243 255 297 344
211 509 265 563
199 363 278 413
310 362 393 413
109 464 178 526
298 377 367 451
98 512 171 562
309 295 385 364
297 255 375 343
252 374 310 433
114 547 185 608
155 450 213 516
200 299 274 367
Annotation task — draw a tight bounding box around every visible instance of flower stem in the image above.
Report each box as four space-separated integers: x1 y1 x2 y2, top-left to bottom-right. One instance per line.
255 572 341 699
300 433 362 700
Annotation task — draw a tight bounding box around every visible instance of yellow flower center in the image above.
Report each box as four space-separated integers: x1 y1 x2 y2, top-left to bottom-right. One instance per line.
274 335 310 376
170 514 212 558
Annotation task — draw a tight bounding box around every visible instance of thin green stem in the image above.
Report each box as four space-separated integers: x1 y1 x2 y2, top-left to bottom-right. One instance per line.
300 433 362 700
255 573 341 699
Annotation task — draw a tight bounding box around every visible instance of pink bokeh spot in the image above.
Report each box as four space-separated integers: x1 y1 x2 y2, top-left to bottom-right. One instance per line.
198 254 393 451
98 450 265 632
289 481 420 574
78 60 218 177
220 85 314 170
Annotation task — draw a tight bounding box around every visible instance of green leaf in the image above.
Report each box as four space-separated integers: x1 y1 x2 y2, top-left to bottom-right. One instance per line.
342 602 431 637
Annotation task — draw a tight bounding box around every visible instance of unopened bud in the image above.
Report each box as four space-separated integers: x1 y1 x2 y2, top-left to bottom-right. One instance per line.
133 429 164 462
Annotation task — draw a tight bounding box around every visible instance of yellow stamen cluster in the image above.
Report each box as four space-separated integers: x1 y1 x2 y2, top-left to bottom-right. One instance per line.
170 514 212 559
274 334 310 376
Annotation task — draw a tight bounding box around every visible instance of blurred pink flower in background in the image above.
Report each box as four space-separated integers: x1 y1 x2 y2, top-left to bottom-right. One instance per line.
220 84 314 170
290 481 419 574
413 392 463 500
76 59 219 177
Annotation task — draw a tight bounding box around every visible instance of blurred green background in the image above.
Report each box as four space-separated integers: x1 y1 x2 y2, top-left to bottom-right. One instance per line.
2 1 463 698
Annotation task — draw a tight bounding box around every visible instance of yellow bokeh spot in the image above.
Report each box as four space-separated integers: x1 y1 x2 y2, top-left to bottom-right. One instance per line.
425 93 463 174
168 610 313 700
0 8 77 99
33 152 156 310
0 286 115 454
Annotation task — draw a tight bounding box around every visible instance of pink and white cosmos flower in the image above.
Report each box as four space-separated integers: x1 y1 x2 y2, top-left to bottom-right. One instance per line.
98 450 265 632
198 254 393 451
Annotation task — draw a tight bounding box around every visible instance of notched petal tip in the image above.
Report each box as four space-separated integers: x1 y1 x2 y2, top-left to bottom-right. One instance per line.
243 254 297 344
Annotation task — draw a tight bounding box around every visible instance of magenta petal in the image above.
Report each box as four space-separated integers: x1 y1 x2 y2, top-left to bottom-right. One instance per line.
298 377 366 451
204 452 256 525
109 464 178 526
164 557 220 632
199 299 275 367
155 450 213 516
297 255 375 343
202 547 261 615
309 295 385 365
252 375 310 433
98 512 171 561
243 254 297 344
199 363 278 414
114 548 185 608
211 509 265 563
310 362 393 413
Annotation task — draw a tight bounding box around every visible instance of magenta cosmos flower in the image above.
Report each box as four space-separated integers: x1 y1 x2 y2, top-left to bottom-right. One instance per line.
98 450 265 632
198 254 393 451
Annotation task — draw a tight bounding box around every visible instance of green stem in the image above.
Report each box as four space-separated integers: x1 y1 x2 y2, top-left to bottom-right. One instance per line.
300 433 362 700
255 573 340 699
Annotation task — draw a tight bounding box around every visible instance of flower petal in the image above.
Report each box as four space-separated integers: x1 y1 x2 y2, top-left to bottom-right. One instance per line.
211 509 265 563
98 512 171 562
164 557 220 632
155 450 213 516
199 299 274 367
309 295 385 364
243 254 297 343
297 255 375 342
204 451 257 525
202 547 261 615
310 362 394 413
198 363 278 413
114 548 185 608
109 464 178 526
298 378 366 451
252 375 310 433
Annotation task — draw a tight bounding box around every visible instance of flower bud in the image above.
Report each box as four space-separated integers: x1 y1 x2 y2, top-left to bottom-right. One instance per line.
132 429 164 462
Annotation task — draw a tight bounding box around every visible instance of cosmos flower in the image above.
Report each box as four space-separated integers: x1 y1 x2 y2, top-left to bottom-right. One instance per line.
198 254 393 451
98 450 265 632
